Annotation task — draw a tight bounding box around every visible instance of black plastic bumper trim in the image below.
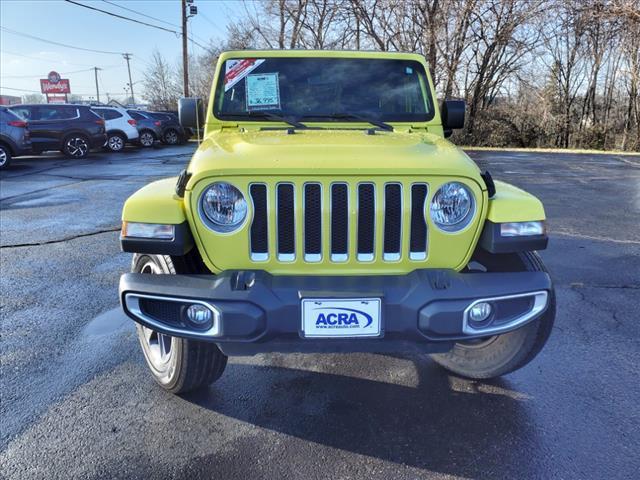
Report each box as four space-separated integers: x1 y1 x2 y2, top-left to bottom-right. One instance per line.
119 268 553 355
479 220 548 253
120 221 194 256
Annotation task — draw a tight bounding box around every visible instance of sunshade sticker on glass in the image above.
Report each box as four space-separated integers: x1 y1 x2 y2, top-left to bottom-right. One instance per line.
245 73 281 111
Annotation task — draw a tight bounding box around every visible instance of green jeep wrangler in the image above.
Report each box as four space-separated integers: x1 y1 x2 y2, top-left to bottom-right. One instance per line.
119 50 554 394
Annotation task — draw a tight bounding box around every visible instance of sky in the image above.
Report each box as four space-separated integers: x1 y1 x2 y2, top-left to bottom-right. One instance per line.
0 0 244 102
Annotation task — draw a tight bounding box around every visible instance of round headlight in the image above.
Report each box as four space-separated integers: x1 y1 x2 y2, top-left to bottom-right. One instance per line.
430 182 475 232
200 182 247 232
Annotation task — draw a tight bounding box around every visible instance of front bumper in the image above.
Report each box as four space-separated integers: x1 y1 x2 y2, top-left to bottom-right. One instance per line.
119 269 552 356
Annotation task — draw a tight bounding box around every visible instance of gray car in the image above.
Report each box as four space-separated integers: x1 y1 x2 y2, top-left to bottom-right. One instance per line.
127 110 163 148
0 106 32 170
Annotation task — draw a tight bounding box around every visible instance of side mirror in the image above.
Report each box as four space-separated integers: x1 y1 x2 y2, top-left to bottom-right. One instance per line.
441 100 465 138
178 97 205 129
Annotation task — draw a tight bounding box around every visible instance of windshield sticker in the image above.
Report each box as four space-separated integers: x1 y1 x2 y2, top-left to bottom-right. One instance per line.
245 72 281 111
224 59 265 92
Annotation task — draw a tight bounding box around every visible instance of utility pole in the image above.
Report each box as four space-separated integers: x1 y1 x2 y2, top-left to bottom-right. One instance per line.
93 67 102 103
123 53 135 105
181 0 189 97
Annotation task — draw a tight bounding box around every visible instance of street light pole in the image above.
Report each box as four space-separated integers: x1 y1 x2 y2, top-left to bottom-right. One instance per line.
123 53 135 105
181 0 189 97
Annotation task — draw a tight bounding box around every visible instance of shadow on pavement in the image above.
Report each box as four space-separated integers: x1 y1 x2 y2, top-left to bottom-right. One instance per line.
181 355 539 478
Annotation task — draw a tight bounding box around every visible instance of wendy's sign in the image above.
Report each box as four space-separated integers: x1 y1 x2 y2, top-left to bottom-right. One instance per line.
40 71 70 94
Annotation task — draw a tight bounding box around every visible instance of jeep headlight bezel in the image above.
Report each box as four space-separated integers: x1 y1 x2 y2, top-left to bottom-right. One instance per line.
199 182 248 233
430 182 475 232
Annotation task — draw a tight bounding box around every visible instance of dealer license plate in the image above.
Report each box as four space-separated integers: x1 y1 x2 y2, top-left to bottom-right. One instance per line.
301 298 381 338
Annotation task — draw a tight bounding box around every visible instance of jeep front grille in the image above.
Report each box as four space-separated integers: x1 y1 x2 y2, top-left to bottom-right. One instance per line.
249 181 429 263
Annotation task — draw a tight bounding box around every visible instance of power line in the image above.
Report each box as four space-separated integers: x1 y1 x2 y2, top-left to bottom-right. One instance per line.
0 85 121 97
100 0 211 45
64 0 180 36
64 0 213 52
198 11 223 31
0 86 42 94
0 50 95 68
0 27 124 55
1 67 96 79
100 0 180 29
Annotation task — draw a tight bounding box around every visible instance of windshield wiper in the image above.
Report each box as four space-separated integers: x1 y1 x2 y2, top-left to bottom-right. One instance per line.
243 111 308 130
300 113 393 132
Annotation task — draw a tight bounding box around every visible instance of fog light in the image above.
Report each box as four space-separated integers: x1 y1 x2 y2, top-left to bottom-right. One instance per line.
186 304 213 328
469 302 492 323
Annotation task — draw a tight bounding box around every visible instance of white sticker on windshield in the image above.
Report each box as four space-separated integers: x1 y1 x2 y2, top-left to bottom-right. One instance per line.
245 72 281 111
224 58 265 92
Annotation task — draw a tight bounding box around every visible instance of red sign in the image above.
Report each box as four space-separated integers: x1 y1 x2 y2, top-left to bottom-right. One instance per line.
40 70 70 94
48 71 61 83
40 78 70 94
47 94 67 103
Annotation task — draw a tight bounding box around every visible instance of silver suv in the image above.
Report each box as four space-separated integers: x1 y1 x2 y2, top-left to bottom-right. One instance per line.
0 106 32 170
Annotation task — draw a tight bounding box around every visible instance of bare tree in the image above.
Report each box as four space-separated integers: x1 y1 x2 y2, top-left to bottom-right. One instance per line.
142 49 181 111
177 0 638 151
21 93 46 104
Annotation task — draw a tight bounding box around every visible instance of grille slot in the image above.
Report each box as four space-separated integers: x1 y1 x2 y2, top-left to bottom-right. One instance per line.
357 183 375 261
249 181 430 264
410 184 428 260
331 183 349 261
304 183 322 261
249 184 268 260
277 183 295 261
383 184 402 260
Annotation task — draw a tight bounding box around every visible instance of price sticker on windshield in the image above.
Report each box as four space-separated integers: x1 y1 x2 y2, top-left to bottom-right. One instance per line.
245 72 281 111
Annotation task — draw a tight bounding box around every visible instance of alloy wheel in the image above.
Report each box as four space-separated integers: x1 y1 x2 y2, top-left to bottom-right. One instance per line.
164 130 179 145
66 137 89 157
108 135 124 151
139 260 175 372
140 132 154 147
0 148 7 167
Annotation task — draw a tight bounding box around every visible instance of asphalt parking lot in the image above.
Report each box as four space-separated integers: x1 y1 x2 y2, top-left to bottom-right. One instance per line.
1 144 639 479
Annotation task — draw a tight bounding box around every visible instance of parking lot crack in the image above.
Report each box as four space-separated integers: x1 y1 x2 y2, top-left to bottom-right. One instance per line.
551 230 640 245
570 282 640 290
0 180 89 202
0 227 120 249
570 284 626 329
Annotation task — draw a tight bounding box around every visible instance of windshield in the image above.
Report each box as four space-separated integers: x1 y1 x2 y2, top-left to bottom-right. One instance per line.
214 57 434 123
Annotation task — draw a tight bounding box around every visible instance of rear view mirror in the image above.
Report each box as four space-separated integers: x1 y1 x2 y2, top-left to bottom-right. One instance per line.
441 100 465 138
178 97 205 129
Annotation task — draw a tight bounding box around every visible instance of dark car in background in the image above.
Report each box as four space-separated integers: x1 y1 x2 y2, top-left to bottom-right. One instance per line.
143 111 189 145
9 104 106 159
0 106 32 169
126 110 163 148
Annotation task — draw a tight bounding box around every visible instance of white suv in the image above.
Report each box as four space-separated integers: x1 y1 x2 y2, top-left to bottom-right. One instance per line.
91 106 139 152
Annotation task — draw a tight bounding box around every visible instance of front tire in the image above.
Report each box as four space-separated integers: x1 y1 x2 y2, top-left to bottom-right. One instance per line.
0 144 11 169
132 253 228 394
430 251 555 379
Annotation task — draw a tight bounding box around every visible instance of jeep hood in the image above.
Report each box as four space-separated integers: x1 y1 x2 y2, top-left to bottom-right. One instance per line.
187 129 482 188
